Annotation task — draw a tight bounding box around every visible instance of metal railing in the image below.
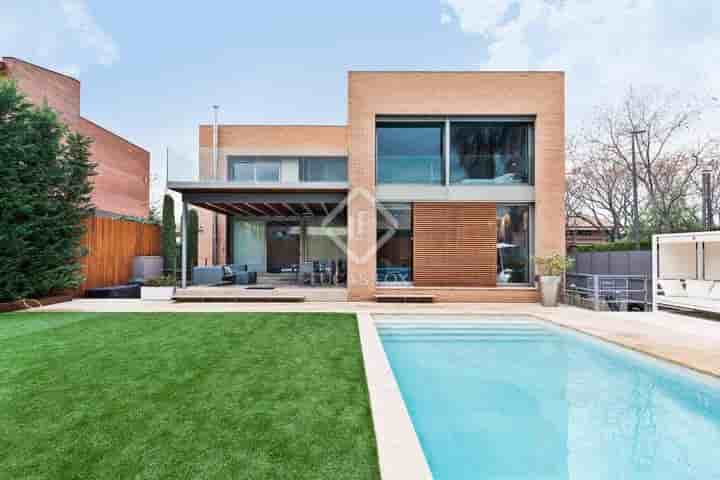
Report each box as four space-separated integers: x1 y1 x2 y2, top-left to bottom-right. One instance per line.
564 273 650 311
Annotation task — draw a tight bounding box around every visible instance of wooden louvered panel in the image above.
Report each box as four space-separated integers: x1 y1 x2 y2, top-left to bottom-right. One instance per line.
413 203 497 287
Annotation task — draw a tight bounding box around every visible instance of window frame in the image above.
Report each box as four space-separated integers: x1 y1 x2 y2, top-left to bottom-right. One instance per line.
299 156 348 183
375 116 535 187
496 202 535 286
227 156 282 183
375 120 446 186
376 202 414 285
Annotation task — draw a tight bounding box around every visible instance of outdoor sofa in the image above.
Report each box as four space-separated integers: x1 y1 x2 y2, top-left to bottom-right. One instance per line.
657 279 720 314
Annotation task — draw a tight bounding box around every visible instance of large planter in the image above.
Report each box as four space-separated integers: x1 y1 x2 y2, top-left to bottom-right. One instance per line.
539 276 561 307
133 256 163 282
141 286 175 301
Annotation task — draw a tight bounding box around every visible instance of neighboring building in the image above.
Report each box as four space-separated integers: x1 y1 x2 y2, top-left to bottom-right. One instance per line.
0 57 150 218
170 71 565 302
566 216 613 250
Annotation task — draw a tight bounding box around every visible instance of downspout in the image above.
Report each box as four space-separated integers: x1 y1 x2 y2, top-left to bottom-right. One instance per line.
212 105 219 264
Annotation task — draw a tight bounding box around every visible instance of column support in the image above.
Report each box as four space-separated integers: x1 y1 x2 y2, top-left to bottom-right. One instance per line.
181 198 188 289
651 235 658 312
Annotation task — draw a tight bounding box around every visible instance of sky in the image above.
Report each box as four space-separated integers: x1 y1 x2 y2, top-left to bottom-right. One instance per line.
2 0 719 209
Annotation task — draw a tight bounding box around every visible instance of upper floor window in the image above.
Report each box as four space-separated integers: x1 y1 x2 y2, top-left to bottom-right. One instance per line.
227 157 281 182
376 122 444 185
450 122 533 184
299 157 347 182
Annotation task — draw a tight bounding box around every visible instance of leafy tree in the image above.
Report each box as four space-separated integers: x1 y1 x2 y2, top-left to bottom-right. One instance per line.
0 80 95 301
161 194 176 275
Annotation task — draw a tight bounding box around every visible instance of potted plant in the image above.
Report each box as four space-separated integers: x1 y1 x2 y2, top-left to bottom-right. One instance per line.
141 275 176 301
533 253 575 307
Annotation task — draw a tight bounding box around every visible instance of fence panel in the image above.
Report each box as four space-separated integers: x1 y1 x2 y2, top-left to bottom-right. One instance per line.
78 216 161 293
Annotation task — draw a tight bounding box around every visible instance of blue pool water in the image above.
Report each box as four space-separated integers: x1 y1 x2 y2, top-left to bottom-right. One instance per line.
378 318 720 480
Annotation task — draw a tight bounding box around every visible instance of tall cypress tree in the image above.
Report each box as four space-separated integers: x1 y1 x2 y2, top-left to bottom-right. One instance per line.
187 209 199 270
161 194 177 275
0 80 95 301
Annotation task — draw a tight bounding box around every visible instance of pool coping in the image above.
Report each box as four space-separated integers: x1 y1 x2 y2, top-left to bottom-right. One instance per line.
357 313 433 480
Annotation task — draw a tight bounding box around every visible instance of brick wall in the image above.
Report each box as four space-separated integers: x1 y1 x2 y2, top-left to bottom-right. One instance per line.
1 57 149 218
77 118 150 218
196 125 348 265
347 71 566 300
0 57 80 127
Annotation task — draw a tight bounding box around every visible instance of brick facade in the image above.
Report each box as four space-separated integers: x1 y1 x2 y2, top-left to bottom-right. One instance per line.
196 125 347 266
186 71 565 302
346 71 565 300
0 57 149 218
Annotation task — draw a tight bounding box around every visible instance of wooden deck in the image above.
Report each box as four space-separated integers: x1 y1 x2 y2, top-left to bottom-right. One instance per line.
375 294 435 303
174 286 348 303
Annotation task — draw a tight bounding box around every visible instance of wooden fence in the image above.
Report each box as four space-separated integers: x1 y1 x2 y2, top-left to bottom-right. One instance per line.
78 216 162 294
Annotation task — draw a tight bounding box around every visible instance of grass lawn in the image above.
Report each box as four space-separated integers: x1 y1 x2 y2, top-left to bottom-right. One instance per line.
0 312 380 479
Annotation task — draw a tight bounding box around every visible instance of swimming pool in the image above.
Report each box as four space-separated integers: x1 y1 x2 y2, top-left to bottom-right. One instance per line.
377 316 720 480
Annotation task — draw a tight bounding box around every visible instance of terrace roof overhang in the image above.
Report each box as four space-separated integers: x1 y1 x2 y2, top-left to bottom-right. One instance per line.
168 181 349 220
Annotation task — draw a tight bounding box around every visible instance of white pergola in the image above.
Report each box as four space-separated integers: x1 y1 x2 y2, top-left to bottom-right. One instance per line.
652 231 720 312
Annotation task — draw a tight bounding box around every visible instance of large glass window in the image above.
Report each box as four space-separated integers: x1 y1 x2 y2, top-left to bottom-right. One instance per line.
376 203 413 282
451 122 532 184
232 219 266 272
299 157 347 182
227 157 281 182
497 205 531 284
376 122 444 184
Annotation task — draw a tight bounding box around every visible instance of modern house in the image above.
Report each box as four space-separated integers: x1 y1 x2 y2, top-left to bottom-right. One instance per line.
170 71 565 302
0 57 150 218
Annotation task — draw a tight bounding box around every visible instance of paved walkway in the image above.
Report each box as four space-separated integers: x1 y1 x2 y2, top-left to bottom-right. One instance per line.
32 299 720 377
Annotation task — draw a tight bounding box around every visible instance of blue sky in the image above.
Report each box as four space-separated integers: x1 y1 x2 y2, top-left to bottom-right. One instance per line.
2 0 719 207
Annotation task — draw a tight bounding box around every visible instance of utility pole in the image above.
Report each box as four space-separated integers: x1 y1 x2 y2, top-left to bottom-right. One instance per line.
702 164 713 230
212 105 219 264
630 129 646 249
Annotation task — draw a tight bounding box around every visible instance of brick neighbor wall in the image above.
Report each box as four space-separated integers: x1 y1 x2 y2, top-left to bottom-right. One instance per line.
0 57 81 127
77 118 150 218
1 57 150 218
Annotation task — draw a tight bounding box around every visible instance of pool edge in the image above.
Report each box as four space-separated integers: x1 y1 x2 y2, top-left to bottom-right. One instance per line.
357 313 433 480
528 312 720 381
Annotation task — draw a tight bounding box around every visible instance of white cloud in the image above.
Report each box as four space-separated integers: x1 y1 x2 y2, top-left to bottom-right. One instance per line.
441 0 720 132
59 0 118 66
0 0 118 77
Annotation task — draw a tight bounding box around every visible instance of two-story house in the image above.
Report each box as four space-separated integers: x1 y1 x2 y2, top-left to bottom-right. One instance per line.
170 71 565 302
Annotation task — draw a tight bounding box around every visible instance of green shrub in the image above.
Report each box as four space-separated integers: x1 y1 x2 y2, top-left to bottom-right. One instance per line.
143 275 176 287
575 240 651 253
534 253 575 276
0 81 96 301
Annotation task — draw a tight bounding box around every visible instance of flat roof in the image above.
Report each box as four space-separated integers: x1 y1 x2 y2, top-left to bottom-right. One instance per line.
168 181 349 195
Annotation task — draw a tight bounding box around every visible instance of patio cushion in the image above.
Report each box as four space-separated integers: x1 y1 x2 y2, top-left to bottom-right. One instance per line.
658 279 686 297
685 279 714 298
710 282 720 300
192 266 224 285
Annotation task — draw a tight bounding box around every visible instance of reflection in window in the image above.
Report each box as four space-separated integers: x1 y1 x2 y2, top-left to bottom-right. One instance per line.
376 122 444 184
451 123 532 184
497 205 530 284
227 157 281 182
299 157 348 182
376 203 413 282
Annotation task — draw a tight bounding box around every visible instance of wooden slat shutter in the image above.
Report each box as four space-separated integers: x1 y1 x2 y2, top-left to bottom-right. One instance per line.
413 202 497 287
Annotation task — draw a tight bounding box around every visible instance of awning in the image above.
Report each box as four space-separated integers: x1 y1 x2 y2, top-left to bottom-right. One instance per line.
168 181 348 219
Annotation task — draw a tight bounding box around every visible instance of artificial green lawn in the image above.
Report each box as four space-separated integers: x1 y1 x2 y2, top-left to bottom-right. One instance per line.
0 312 380 479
